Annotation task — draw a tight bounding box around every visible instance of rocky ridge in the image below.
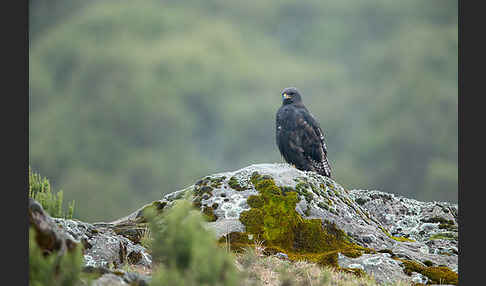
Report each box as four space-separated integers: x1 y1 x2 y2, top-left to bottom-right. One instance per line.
29 163 458 285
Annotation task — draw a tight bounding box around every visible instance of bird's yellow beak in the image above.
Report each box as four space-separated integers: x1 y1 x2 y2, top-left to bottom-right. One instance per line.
283 93 291 99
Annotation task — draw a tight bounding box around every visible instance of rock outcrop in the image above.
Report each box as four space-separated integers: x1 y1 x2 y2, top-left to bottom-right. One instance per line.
29 163 458 285
28 198 152 286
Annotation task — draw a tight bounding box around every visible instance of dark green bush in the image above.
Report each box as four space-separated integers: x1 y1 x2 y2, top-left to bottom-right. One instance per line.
29 167 75 219
146 200 240 286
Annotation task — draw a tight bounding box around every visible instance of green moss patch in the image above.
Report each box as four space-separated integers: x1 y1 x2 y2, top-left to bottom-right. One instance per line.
227 172 373 274
295 180 314 203
422 260 434 267
152 200 167 210
354 197 369 206
421 216 457 231
428 232 457 241
191 177 216 211
397 258 458 285
228 176 248 191
379 225 415 242
247 195 264 208
209 176 226 189
194 177 218 195
377 249 396 258
421 216 454 225
214 171 457 283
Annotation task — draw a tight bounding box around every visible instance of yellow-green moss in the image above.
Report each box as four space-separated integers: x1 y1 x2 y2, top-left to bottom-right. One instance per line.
152 200 167 210
429 232 457 241
377 249 396 258
421 216 454 225
209 176 226 189
234 172 373 275
439 224 458 231
354 197 369 206
303 207 311 216
295 180 314 203
379 225 415 242
397 258 458 285
228 176 248 192
239 209 264 235
422 216 457 231
247 195 264 208
317 200 339 215
422 260 434 267
194 177 216 196
340 248 365 258
317 202 329 211
191 177 217 214
340 267 367 277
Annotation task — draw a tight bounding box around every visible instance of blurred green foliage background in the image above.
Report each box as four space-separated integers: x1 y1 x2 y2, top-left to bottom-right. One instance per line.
29 0 457 222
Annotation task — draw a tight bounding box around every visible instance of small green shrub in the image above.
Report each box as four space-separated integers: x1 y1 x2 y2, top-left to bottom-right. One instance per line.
29 167 75 219
145 200 240 286
29 227 84 286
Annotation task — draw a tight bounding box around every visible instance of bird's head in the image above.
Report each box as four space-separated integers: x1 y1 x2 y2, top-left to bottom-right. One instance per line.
281 87 303 105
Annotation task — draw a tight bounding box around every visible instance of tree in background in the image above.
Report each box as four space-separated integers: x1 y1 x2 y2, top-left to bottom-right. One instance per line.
29 0 457 221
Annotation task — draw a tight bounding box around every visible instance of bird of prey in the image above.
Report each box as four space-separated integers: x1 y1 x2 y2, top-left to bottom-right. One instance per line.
276 87 332 177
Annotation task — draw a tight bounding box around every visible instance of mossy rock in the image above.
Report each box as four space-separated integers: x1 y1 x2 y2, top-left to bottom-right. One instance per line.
379 225 415 243
227 172 372 275
397 258 458 285
428 232 458 241
228 176 248 192
246 195 264 208
107 163 458 285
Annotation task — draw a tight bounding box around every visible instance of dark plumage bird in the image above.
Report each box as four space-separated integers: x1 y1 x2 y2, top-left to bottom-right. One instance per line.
276 87 332 177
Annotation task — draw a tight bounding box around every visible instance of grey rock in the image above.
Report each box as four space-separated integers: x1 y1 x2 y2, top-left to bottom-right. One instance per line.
28 198 80 255
338 252 410 285
411 272 429 284
29 198 153 286
122 271 151 286
91 274 128 286
82 267 151 286
68 163 458 286
349 189 458 272
348 189 457 243
54 218 152 269
207 218 246 238
189 163 458 285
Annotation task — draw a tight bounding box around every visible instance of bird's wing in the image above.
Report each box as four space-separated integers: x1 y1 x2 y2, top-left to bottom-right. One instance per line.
297 110 332 177
276 107 307 166
312 121 328 155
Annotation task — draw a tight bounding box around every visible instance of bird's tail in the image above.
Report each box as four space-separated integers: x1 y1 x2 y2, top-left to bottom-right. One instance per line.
321 156 332 178
309 157 332 178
